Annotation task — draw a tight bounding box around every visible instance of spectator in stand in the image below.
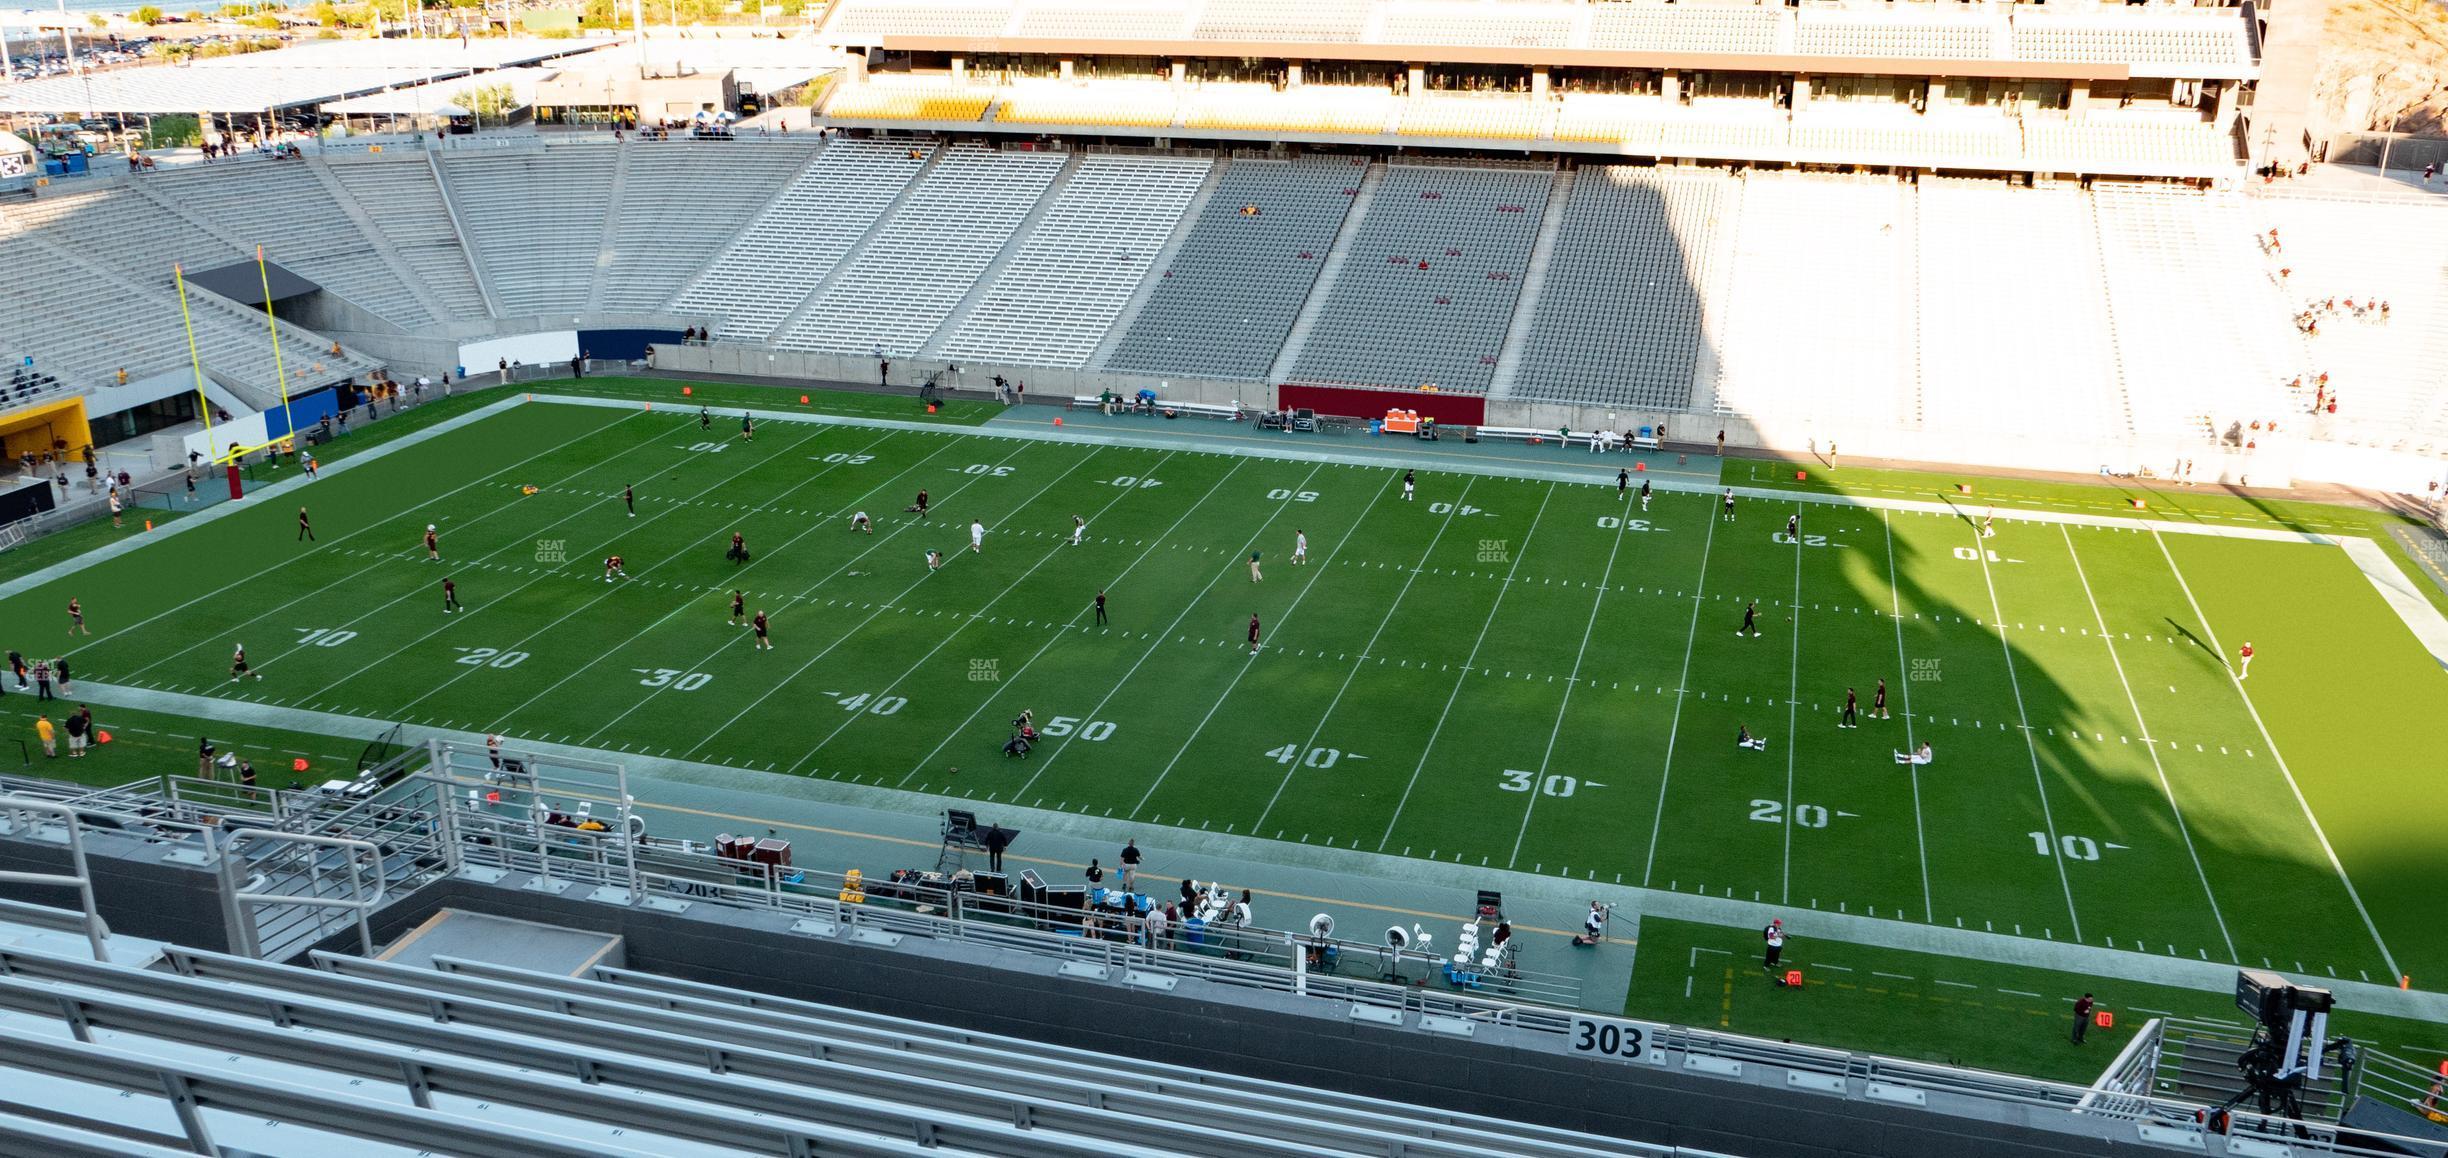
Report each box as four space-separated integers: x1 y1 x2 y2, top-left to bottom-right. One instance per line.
1146 902 1171 950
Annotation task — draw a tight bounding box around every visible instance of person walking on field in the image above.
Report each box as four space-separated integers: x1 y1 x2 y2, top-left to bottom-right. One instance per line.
1248 614 1262 655
1639 478 1652 511
624 484 636 517
1737 600 1761 638
442 577 461 614
2072 994 2095 1044
1094 590 1108 626
34 715 54 758
1402 469 1416 502
1762 919 1785 971
298 507 315 541
67 597 87 635
1292 530 1308 565
2236 642 2254 680
970 519 985 554
1839 687 1858 729
1872 678 1891 720
425 524 441 562
1248 551 1262 583
1723 489 1736 522
1070 515 1085 547
1618 468 1629 497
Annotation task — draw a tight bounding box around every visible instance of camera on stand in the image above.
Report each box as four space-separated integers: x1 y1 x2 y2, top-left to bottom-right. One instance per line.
2207 970 2358 1136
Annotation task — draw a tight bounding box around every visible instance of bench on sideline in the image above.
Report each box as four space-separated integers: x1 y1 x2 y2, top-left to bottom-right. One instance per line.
1473 426 1662 451
1069 394 1241 420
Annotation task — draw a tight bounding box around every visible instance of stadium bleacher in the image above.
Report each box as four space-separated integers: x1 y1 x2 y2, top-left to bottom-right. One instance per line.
1498 166 1721 413
934 154 1211 366
323 153 493 322
2091 183 2298 441
597 140 816 313
0 197 380 398
1286 163 1553 393
2249 194 2448 450
0 913 1680 1157
823 81 996 122
1708 174 1914 429
774 145 1070 356
134 163 438 330
670 138 937 342
1103 157 1363 382
438 140 619 317
1915 179 2125 440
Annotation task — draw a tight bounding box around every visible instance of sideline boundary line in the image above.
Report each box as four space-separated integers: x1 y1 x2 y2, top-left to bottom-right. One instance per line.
2152 530 2400 981
2061 524 2237 962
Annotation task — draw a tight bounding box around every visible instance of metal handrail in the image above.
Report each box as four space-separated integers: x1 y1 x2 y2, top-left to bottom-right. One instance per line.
223 830 386 958
0 795 111 962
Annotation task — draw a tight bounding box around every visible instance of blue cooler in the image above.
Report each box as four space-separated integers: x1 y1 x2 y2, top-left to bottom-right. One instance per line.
1182 917 1207 946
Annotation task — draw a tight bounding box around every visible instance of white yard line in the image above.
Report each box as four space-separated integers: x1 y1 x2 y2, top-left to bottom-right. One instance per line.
1971 523 2084 943
1778 504 1804 904
780 451 1170 771
1010 461 1343 804
156 417 696 685
1500 484 1626 870
1639 496 1721 888
2061 524 2237 962
370 424 838 718
563 431 950 746
1374 485 1560 850
1243 477 1486 833
80 407 656 670
669 439 1076 764
2152 530 2401 981
894 462 1248 787
1881 511 1933 924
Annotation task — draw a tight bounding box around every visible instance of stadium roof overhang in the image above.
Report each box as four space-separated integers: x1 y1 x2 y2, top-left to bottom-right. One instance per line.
877 36 2135 82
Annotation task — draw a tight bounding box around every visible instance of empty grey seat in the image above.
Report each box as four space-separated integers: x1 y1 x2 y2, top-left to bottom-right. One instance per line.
1287 164 1552 394
1103 157 1361 381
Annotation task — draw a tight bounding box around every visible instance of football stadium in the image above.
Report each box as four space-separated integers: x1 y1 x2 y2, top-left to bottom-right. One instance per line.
0 0 2445 1153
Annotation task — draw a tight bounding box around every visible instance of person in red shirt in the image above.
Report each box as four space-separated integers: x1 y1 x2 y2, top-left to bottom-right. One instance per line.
752 610 772 651
1248 614 1262 655
2237 642 2254 681
2072 994 2096 1044
424 524 440 562
603 555 626 582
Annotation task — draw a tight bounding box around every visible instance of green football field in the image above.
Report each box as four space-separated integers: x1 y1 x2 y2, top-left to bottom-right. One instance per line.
10 388 2445 989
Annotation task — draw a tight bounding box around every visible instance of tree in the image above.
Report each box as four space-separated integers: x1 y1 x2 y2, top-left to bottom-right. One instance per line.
133 4 164 22
86 12 108 27
449 81 516 122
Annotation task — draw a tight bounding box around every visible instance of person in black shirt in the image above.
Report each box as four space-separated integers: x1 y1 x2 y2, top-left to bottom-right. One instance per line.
981 824 1009 872
1094 590 1107 626
1839 687 1858 729
730 590 746 626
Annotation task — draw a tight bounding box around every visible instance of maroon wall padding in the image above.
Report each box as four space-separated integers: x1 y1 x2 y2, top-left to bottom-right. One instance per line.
1279 384 1487 426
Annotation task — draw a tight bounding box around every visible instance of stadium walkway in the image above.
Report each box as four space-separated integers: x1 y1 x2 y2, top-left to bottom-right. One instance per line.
25 388 2448 1024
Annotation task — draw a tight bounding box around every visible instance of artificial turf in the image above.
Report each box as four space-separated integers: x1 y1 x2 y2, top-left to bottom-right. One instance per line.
1625 917 2448 1087
7 388 2443 997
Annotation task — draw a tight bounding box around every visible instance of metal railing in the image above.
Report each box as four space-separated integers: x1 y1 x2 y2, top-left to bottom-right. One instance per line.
13 761 2448 1158
222 830 386 959
0 795 112 962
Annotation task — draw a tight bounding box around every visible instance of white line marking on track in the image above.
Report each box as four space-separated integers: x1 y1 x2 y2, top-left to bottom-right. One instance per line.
1248 476 1485 831
1641 494 1721 887
1376 483 1555 849
2152 530 2400 981
1970 520 2083 942
2061 524 2235 961
1881 511 1935 923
